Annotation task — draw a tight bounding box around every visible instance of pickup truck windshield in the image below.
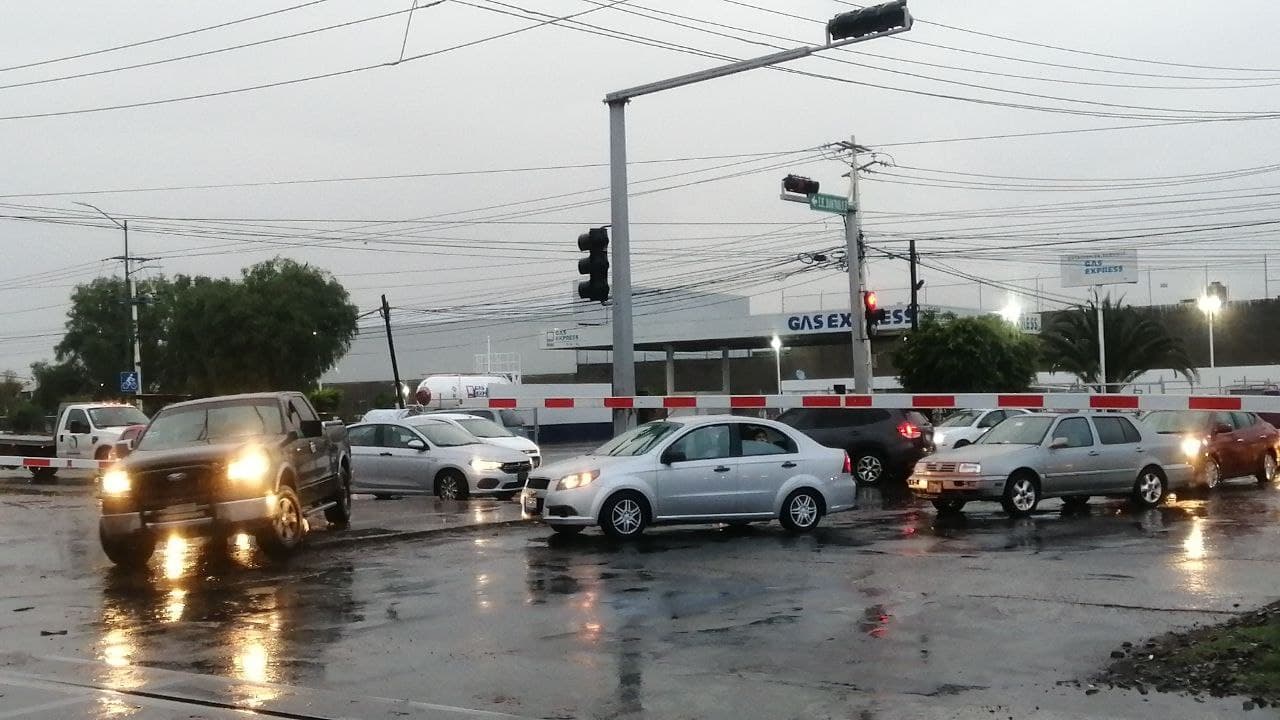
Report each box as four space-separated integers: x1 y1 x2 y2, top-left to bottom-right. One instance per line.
88 406 148 428
137 400 284 450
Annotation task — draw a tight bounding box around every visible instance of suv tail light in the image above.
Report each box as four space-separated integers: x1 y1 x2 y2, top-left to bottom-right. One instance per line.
842 452 852 475
897 421 922 440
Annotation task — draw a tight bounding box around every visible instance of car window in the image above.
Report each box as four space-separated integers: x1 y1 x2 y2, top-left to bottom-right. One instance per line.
1144 411 1206 434
382 425 421 449
977 411 1005 429
1094 417 1136 445
594 422 679 456
136 400 285 451
669 425 732 461
456 417 513 438
1213 412 1239 430
405 420 476 447
979 415 1053 445
739 424 797 456
1231 412 1255 430
1054 417 1094 448
65 408 89 431
776 408 890 429
1120 418 1142 443
347 425 378 447
289 397 318 423
938 410 981 428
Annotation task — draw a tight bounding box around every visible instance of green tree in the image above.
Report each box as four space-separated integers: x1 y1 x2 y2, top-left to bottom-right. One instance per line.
162 259 359 394
54 276 171 395
29 360 93 412
307 387 343 416
1040 297 1195 392
894 313 1040 393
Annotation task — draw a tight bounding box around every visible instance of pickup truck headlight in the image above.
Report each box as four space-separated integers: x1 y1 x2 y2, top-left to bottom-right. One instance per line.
101 469 131 496
957 463 982 474
557 470 599 491
227 448 271 484
470 458 503 472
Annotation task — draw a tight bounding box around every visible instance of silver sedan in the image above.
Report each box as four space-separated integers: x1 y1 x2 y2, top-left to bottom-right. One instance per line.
909 412 1195 516
521 415 856 539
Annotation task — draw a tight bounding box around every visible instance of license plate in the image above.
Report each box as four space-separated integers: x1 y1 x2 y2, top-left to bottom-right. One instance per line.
523 496 541 513
928 481 942 493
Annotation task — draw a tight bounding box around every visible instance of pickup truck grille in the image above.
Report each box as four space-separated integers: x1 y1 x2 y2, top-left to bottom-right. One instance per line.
136 464 213 510
501 461 533 475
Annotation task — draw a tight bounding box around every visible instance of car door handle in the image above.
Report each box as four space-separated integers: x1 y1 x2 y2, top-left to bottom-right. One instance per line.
781 461 797 468
713 466 731 473
379 452 393 457
1135 447 1144 453
1236 438 1245 442
1087 451 1100 456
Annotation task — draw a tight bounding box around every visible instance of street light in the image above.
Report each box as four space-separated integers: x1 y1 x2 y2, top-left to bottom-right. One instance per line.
1198 293 1222 368
770 335 783 394
603 0 913 431
998 299 1022 326
76 201 143 409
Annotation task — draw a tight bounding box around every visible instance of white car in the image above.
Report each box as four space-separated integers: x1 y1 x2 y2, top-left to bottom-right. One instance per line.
425 412 542 468
932 409 1031 450
360 407 425 423
521 415 856 539
347 418 532 500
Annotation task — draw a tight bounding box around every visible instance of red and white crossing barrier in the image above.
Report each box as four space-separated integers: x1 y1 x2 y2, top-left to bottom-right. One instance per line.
487 393 1280 413
0 456 112 471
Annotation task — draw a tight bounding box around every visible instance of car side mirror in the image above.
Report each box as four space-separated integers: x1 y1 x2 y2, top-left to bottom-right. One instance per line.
299 420 323 438
112 441 132 459
407 439 426 451
1049 437 1069 450
1213 422 1233 435
663 448 687 464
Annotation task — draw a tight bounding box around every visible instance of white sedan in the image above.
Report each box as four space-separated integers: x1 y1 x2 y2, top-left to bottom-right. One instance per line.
932 409 1031 450
521 415 856 539
424 412 542 468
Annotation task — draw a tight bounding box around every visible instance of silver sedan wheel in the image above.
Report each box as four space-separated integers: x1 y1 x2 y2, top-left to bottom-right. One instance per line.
855 455 884 484
438 475 461 500
1009 478 1038 512
611 499 643 535
788 493 819 528
1136 471 1165 506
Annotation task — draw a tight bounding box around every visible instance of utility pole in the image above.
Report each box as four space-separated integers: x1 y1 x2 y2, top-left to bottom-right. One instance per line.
607 100 634 434
79 203 146 410
1265 256 1270 299
380 295 404 410
833 137 873 393
908 238 919 332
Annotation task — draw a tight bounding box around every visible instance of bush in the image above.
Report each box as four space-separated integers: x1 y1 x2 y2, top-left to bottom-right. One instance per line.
8 401 47 433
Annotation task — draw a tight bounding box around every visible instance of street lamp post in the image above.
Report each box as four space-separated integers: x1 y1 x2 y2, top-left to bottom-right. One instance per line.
1198 293 1222 369
770 335 783 394
603 1 913 430
76 202 145 409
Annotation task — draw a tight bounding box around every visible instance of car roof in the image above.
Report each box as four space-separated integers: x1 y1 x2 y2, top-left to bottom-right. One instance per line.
666 414 788 427
426 413 477 421
162 392 292 411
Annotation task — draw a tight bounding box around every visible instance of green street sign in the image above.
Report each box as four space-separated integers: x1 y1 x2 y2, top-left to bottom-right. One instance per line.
808 193 849 214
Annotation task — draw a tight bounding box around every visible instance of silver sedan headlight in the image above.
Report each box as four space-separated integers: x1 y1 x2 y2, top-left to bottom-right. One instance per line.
957 462 981 474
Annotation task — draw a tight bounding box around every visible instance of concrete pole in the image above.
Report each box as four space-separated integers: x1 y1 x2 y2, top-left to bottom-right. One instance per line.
1095 287 1107 393
608 100 635 432
721 347 731 393
845 136 872 393
664 345 675 395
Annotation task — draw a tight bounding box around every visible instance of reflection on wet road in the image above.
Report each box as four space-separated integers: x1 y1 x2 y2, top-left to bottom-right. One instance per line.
1 481 1278 718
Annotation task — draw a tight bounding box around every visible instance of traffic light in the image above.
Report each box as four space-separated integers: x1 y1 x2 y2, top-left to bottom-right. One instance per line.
864 290 886 335
827 0 911 42
782 174 820 196
577 227 610 302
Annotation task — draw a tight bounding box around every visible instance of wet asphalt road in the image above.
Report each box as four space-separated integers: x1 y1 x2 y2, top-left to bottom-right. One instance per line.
2 478 1279 719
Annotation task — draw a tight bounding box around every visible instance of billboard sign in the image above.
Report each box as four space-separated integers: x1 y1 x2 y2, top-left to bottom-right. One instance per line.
1061 251 1138 288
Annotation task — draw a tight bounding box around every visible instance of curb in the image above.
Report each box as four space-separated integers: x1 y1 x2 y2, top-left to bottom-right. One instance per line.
309 517 532 549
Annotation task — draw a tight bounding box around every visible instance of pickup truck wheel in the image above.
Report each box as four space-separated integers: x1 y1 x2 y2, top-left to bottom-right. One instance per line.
29 467 57 482
256 485 305 559
324 464 352 528
99 528 155 569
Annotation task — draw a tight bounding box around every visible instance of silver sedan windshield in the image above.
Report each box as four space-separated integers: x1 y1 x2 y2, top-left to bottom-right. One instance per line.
979 415 1053 445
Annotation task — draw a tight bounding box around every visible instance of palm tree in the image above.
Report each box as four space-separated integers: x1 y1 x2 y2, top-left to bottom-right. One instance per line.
1041 296 1196 392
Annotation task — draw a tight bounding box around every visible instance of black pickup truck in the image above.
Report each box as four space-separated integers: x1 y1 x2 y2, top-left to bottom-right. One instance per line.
98 392 352 567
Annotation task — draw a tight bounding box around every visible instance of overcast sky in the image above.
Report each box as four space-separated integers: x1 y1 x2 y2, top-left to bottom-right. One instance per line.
4 0 1280 382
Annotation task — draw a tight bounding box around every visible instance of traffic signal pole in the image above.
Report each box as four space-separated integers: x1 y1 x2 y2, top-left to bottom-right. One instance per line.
603 2 912 425
843 137 873 393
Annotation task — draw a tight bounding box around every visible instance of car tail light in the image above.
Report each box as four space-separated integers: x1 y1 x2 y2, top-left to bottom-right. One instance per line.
842 452 852 475
898 421 922 439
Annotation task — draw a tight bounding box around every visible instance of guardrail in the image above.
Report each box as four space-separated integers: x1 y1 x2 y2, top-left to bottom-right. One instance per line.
486 393 1276 412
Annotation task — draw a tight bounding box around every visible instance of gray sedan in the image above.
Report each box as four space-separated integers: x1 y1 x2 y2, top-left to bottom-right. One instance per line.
909 412 1195 516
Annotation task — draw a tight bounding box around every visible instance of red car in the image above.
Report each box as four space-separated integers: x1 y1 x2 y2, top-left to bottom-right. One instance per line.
1143 410 1280 490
